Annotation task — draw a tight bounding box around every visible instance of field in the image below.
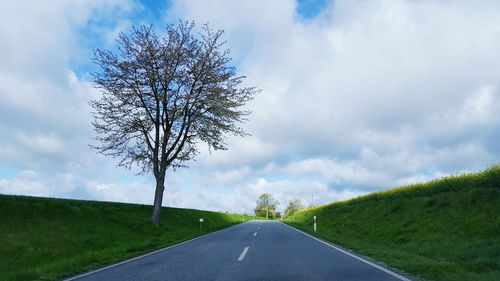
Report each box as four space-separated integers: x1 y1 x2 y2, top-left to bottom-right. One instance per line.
285 165 500 281
0 195 249 281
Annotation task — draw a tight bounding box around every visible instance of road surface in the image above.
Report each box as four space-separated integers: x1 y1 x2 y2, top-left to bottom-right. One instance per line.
65 221 412 281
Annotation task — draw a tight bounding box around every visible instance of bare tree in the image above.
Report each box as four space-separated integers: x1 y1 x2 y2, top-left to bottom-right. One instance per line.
90 22 258 225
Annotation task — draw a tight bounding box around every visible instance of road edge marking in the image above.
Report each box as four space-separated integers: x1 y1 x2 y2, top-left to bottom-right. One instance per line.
64 222 249 280
237 246 250 261
280 222 412 281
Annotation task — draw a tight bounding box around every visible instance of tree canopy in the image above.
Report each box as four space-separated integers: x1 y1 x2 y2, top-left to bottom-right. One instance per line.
90 22 258 224
284 199 304 218
255 193 279 219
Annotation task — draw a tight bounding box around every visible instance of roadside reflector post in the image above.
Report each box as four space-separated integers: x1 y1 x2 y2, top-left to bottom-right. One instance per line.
199 218 204 231
313 215 317 232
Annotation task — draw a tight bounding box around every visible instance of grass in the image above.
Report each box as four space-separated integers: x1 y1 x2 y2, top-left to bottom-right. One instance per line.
285 165 500 281
0 195 250 281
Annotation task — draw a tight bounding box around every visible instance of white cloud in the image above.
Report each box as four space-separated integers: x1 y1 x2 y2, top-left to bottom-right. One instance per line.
155 0 500 212
1 0 500 214
85 181 153 205
0 170 77 197
0 1 140 195
163 176 364 214
166 0 500 166
15 132 66 154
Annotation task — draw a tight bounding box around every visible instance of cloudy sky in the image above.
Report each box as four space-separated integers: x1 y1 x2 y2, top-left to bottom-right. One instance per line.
1 0 500 214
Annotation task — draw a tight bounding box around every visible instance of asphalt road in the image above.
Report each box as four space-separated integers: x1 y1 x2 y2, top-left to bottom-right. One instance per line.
65 221 412 281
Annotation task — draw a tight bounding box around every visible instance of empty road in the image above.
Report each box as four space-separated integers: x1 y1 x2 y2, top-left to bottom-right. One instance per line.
65 221 412 281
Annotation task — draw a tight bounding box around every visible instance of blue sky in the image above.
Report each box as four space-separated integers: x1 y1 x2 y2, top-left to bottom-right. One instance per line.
1 0 500 213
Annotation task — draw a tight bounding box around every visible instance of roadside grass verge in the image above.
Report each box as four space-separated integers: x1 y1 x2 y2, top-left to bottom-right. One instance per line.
285 165 500 281
0 195 250 281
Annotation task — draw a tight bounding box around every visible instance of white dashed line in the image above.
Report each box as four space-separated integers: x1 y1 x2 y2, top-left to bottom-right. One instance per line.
253 232 257 237
237 247 249 261
64 222 248 280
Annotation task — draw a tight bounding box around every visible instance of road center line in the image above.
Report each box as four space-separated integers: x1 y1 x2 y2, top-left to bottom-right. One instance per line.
64 222 249 280
237 246 249 261
253 232 257 236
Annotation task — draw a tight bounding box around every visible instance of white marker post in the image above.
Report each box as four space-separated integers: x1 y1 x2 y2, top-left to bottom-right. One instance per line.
313 215 317 232
199 218 204 231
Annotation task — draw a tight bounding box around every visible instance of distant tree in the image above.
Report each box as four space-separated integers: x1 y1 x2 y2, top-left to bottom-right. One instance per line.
275 211 282 219
90 22 258 225
255 193 278 219
284 199 304 218
254 210 268 218
269 204 281 219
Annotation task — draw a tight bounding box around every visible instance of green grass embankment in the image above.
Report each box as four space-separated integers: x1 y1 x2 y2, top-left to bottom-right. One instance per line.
0 195 249 281
285 165 500 281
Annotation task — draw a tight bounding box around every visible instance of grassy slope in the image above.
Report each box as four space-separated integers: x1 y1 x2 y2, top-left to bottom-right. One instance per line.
0 195 249 281
285 166 500 281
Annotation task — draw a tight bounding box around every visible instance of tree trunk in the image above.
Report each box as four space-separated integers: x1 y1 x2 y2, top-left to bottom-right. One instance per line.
151 177 165 225
266 207 269 220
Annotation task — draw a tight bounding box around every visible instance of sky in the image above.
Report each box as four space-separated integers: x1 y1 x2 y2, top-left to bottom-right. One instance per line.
1 0 500 214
